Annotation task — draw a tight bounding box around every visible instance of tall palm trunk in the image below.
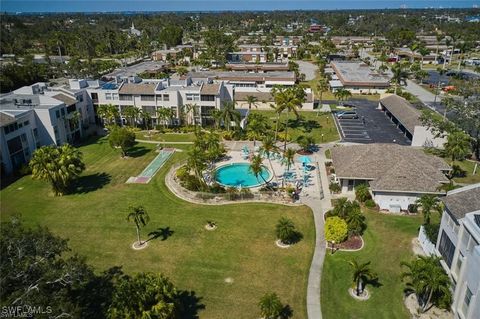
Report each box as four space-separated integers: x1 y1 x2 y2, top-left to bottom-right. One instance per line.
135 224 141 244
422 288 434 313
274 113 280 142
267 158 277 182
356 278 362 296
284 110 289 152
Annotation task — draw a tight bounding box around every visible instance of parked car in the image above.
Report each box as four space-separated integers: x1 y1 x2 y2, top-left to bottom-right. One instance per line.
337 111 359 119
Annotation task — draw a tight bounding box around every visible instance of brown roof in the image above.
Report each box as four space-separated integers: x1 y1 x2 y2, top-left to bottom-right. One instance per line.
0 112 15 127
200 83 220 95
443 184 480 220
379 95 422 133
52 93 77 106
331 144 450 193
119 83 157 95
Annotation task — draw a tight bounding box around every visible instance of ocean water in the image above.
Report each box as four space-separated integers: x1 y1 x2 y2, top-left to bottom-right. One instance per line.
2 0 479 13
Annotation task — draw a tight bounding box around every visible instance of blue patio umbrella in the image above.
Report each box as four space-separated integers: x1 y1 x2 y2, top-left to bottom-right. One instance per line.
298 156 312 164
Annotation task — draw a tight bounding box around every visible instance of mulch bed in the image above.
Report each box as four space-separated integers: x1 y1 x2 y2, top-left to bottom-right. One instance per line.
337 236 363 250
296 150 313 155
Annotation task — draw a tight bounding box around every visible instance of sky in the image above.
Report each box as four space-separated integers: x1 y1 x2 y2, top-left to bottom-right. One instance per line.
1 0 479 13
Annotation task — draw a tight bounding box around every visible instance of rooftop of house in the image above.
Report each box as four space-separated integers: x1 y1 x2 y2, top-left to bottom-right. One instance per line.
200 83 221 95
379 94 423 133
225 63 289 71
331 144 450 194
443 183 480 220
0 94 64 112
118 83 157 95
186 71 296 82
331 61 391 86
0 112 16 127
52 93 77 106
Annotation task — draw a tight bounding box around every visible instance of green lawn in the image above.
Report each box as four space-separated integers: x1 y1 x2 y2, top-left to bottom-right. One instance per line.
135 131 196 143
253 110 340 143
321 208 421 319
453 159 480 184
1 137 315 319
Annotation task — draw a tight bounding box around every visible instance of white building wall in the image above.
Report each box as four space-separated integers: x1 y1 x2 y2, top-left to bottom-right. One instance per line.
372 191 422 211
412 125 446 148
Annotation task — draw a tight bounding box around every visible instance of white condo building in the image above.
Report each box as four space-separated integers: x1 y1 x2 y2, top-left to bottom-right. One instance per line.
436 184 480 319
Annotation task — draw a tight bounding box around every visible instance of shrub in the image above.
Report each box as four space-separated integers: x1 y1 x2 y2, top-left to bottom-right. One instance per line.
277 132 291 142
424 223 440 243
222 131 234 140
180 175 203 191
276 217 301 244
451 164 467 178
225 187 239 200
208 183 226 194
17 164 32 176
176 165 190 181
408 204 418 214
364 199 376 208
329 182 341 194
240 188 254 199
324 216 348 243
354 183 371 202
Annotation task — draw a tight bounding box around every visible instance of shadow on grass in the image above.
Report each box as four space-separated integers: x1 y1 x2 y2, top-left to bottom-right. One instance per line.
366 276 383 289
127 145 150 158
178 290 205 319
71 172 111 194
147 227 174 242
280 304 294 318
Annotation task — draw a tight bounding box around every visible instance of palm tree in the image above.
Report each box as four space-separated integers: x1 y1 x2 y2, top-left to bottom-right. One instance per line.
333 88 352 105
260 135 278 181
346 210 366 236
156 107 173 129
141 110 152 131
391 63 409 94
97 104 119 126
249 154 269 186
282 148 296 173
444 131 471 165
246 113 268 146
401 255 451 313
316 78 329 116
184 103 198 126
269 103 284 142
244 95 259 110
275 217 297 244
29 144 85 196
348 259 376 296
415 195 440 225
122 106 138 127
211 109 222 130
126 205 150 246
272 86 305 152
220 101 241 131
258 292 283 319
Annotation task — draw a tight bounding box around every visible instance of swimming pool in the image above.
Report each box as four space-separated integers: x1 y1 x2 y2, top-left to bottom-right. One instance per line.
215 163 271 188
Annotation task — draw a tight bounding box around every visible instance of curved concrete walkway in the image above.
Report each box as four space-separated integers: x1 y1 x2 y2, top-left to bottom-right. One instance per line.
301 145 334 319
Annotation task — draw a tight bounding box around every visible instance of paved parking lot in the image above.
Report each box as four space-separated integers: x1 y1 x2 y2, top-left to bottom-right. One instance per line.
334 100 410 145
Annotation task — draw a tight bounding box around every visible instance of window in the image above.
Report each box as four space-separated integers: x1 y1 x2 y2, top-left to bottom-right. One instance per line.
76 95 84 103
438 231 455 268
163 94 170 101
141 95 155 101
56 110 60 119
201 95 215 101
455 253 463 274
119 94 133 101
61 109 65 116
186 93 200 101
105 93 112 100
24 120 29 126
462 287 473 316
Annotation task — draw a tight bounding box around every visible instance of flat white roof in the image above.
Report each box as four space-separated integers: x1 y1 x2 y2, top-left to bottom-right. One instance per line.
329 80 344 88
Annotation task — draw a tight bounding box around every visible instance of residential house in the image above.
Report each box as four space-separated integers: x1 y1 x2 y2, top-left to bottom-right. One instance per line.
331 144 450 212
436 184 480 319
329 61 391 94
0 81 95 175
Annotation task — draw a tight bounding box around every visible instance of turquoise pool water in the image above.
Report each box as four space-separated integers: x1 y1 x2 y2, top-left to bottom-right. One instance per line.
215 163 271 188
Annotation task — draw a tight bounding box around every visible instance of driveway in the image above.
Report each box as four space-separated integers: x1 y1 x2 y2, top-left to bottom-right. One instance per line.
296 60 318 81
334 100 411 145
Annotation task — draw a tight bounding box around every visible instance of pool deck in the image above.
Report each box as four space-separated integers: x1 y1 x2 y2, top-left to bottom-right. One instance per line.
214 149 322 199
